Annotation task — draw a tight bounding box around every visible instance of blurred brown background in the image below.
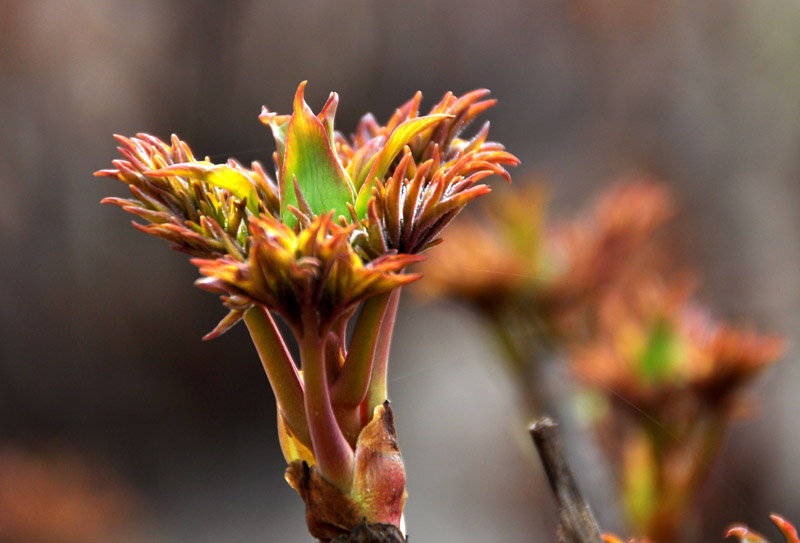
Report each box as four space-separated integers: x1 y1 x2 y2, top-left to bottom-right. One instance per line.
2 0 799 541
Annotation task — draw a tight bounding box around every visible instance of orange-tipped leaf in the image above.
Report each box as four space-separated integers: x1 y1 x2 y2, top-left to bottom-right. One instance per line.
354 114 452 217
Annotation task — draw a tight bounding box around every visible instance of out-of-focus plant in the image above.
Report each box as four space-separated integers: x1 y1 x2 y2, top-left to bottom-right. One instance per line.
601 514 798 543
0 445 137 543
96 82 517 541
727 515 799 543
417 179 785 542
572 276 785 542
418 179 674 415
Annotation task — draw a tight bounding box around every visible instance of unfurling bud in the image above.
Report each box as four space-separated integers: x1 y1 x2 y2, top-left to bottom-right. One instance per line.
99 83 516 540
286 402 406 542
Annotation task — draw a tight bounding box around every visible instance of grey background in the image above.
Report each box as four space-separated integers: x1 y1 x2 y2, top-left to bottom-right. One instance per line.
2 0 799 541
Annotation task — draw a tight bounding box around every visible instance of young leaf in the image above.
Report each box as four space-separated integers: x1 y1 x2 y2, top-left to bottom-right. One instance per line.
281 82 354 225
638 318 684 383
354 114 452 218
149 161 259 215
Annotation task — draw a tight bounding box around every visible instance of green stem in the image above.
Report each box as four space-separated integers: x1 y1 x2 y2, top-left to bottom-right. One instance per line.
331 292 393 407
244 305 311 449
300 309 354 491
365 289 401 418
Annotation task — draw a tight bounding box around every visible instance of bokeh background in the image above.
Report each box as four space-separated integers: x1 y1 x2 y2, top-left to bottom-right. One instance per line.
2 1 800 541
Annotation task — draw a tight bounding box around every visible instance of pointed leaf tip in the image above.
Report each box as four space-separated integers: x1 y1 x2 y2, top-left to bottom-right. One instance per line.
280 82 354 225
771 515 800 543
294 80 308 110
726 524 767 543
318 91 339 146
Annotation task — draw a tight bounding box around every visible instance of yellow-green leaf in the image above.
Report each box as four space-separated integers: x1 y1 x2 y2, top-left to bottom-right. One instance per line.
149 161 259 215
281 82 354 226
278 408 316 465
638 318 684 383
354 114 452 218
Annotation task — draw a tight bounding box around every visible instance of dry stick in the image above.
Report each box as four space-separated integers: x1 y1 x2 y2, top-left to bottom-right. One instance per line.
331 520 406 543
530 417 604 543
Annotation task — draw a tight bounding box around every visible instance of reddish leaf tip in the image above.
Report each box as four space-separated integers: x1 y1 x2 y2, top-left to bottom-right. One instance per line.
725 525 748 539
771 515 800 543
294 80 309 109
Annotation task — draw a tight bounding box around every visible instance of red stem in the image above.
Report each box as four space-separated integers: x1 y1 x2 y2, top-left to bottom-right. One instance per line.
300 309 354 491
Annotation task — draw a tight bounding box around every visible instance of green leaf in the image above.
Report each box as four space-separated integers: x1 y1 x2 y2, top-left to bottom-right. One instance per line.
149 161 259 215
280 82 354 226
638 319 683 383
354 113 451 218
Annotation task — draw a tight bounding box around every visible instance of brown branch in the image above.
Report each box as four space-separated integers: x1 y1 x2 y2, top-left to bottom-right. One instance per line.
530 417 604 543
330 520 406 543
